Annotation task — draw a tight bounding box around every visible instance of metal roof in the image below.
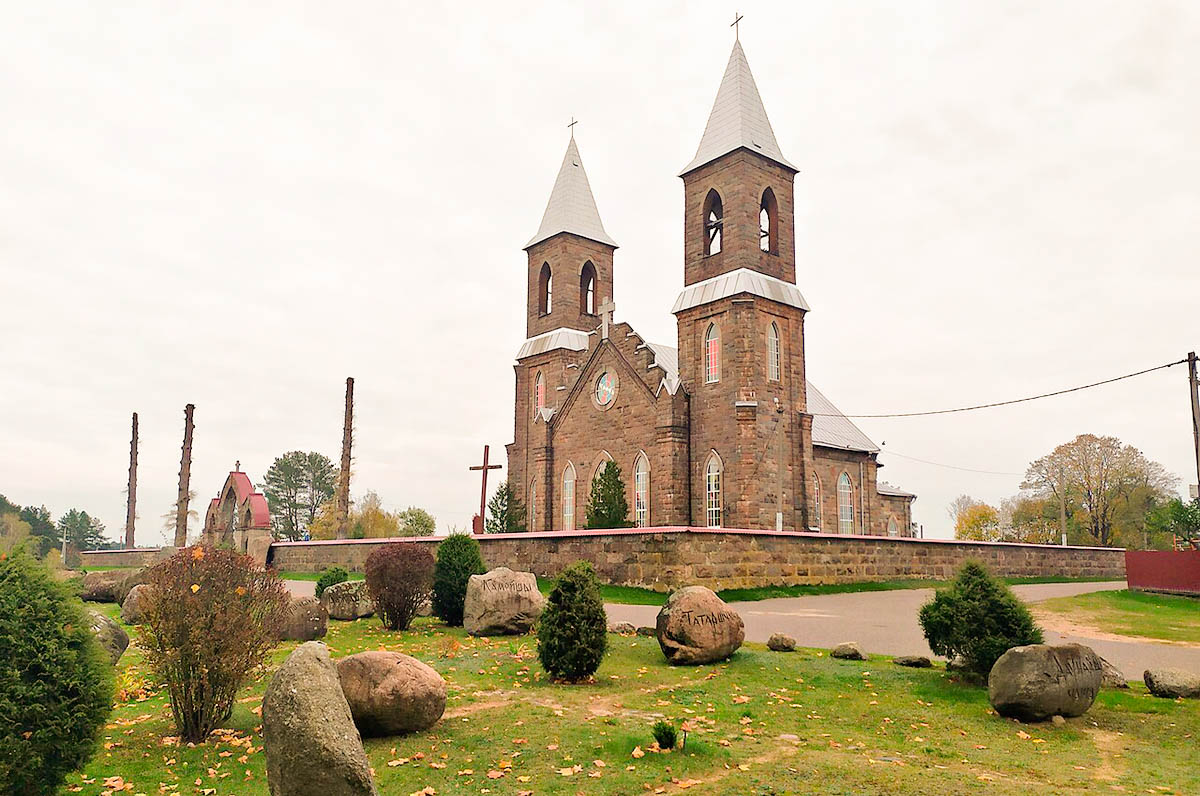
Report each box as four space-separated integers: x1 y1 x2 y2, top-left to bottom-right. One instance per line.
525 135 617 249
680 41 796 176
671 268 810 314
516 327 590 360
808 382 880 453
877 481 917 499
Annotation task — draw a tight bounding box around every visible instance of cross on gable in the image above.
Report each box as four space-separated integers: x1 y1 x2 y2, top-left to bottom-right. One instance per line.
598 300 616 340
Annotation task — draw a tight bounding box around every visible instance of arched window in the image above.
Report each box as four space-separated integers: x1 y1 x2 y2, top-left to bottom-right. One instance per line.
837 473 854 534
703 189 723 255
704 323 720 384
529 480 537 532
633 453 649 528
562 464 576 531
538 263 552 315
534 372 545 413
767 322 781 381
580 261 596 315
887 516 899 537
705 454 723 528
811 474 822 530
759 188 777 254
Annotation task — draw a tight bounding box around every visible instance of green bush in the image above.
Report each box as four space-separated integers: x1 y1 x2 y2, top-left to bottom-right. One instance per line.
585 461 631 529
918 561 1044 676
315 565 349 598
651 720 677 750
365 543 435 630
141 547 290 742
432 534 486 626
0 550 114 795
537 561 608 682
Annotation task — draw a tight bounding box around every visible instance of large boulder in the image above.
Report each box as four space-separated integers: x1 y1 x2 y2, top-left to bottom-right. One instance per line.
767 633 796 652
831 642 867 661
655 586 744 665
263 642 378 796
120 583 156 625
280 596 329 641
86 609 129 665
988 644 1103 721
80 570 128 603
336 651 446 737
320 580 375 621
463 568 544 636
1099 656 1129 689
114 568 150 606
608 621 636 635
894 655 932 668
1143 668 1200 699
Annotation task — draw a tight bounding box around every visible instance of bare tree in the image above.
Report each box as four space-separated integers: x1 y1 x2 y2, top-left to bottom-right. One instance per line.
946 494 982 525
335 378 354 539
174 404 195 548
125 412 138 549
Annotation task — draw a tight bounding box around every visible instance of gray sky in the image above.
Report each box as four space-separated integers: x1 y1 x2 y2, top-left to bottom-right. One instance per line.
2 1 1197 544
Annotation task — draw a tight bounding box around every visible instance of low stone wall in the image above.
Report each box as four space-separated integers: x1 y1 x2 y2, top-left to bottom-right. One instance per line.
80 548 171 569
268 528 1126 591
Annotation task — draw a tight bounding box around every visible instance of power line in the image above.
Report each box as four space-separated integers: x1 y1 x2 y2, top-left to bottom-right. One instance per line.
813 357 1188 419
879 447 1021 476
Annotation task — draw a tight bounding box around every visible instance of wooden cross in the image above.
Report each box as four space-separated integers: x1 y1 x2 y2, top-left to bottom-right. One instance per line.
568 116 578 135
598 300 616 339
469 444 502 534
731 11 743 40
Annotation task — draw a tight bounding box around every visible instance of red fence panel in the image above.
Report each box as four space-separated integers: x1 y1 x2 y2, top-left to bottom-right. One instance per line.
1125 549 1200 596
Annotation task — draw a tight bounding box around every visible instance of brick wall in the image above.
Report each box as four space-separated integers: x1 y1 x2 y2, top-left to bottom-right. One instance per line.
266 528 1125 590
80 548 169 568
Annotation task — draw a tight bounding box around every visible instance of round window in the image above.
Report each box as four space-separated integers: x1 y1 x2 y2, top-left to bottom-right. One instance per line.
595 371 616 406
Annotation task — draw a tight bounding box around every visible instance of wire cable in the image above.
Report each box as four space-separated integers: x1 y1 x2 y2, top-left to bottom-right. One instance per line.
878 448 1021 476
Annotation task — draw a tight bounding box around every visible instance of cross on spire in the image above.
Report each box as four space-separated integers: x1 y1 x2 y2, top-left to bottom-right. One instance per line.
567 116 578 137
598 299 616 340
731 11 744 40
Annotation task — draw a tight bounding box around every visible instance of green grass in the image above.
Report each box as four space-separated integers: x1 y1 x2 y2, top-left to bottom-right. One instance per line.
717 575 1117 603
277 570 365 582
72 602 1200 795
1036 589 1200 644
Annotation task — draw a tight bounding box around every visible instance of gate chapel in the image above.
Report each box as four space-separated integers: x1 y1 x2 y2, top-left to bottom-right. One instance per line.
506 40 916 535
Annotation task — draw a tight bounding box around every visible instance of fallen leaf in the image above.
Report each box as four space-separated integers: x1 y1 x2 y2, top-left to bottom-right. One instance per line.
631 746 646 758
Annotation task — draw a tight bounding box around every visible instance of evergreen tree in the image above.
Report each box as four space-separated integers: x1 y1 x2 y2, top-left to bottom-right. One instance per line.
55 509 107 551
262 451 337 541
485 481 526 533
585 461 631 529
536 561 608 682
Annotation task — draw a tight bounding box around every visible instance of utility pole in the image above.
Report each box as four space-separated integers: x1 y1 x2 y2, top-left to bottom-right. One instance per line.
1188 351 1200 493
124 412 138 549
174 404 195 548
335 378 354 539
1058 464 1068 545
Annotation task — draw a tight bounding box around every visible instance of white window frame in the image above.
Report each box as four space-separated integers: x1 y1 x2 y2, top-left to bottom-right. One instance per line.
837 473 854 534
634 453 649 528
811 474 822 530
704 323 720 384
562 464 576 531
534 371 545 412
767 322 781 382
705 454 722 528
529 480 537 532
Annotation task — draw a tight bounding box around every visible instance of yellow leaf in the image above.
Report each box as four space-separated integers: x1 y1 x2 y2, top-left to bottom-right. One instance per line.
192 547 205 560
631 746 645 758
190 584 200 593
486 770 504 779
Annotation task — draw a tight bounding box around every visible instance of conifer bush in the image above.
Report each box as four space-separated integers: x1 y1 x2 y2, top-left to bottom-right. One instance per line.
364 542 435 630
0 550 114 795
140 547 290 742
585 460 632 529
537 561 608 682
918 561 1044 676
651 720 678 750
314 565 349 598
432 533 486 626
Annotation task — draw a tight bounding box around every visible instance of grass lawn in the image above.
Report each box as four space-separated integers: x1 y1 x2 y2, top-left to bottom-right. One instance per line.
71 604 1199 795
1036 589 1200 645
277 570 366 583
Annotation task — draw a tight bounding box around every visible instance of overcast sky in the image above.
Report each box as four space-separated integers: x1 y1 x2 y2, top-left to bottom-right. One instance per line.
2 1 1197 544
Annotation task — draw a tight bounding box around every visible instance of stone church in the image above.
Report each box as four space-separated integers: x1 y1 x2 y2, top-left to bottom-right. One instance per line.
506 41 916 535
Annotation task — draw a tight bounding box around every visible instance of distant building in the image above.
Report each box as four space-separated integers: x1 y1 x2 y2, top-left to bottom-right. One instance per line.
201 465 273 562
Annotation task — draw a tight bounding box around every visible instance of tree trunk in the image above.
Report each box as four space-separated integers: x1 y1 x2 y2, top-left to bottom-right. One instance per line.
174 404 195 548
125 412 138 549
335 378 354 539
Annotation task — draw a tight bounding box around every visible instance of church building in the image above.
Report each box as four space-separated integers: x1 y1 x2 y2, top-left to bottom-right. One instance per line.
506 41 916 535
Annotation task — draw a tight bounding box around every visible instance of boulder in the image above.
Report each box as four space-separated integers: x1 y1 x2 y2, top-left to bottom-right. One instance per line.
280 596 329 641
263 642 378 796
80 570 128 602
608 621 636 635
831 642 867 661
655 586 744 665
120 583 156 625
893 655 932 668
1099 656 1129 689
114 568 150 606
463 568 543 636
767 633 796 652
1143 668 1200 699
86 609 129 665
336 651 446 737
946 655 969 671
636 626 656 637
321 581 375 621
988 644 1103 722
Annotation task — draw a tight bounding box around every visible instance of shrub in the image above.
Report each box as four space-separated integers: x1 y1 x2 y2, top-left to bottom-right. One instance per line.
585 461 631 529
537 561 608 682
364 543 435 630
432 534 486 626
0 550 113 795
315 565 349 598
918 561 1044 676
140 546 290 742
651 720 677 750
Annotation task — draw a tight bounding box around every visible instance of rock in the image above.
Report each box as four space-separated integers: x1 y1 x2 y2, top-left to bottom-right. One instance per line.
655 586 744 665
1051 715 1066 726
636 626 656 637
988 644 1103 722
120 583 156 625
280 596 329 641
767 633 796 652
86 609 129 665
609 621 636 635
893 655 932 668
336 651 447 737
417 599 433 617
1143 668 1200 699
463 568 543 636
1099 656 1129 689
114 568 150 606
831 642 867 661
263 642 378 796
80 570 128 602
321 581 375 621
946 655 969 671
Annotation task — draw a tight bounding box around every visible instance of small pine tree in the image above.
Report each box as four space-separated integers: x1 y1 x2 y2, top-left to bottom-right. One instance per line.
918 561 1044 676
432 533 486 626
315 566 349 598
585 461 631 529
485 481 526 534
537 561 608 682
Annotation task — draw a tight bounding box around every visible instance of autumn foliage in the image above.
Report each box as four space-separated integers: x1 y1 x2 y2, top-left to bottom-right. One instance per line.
140 546 290 742
364 542 435 630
